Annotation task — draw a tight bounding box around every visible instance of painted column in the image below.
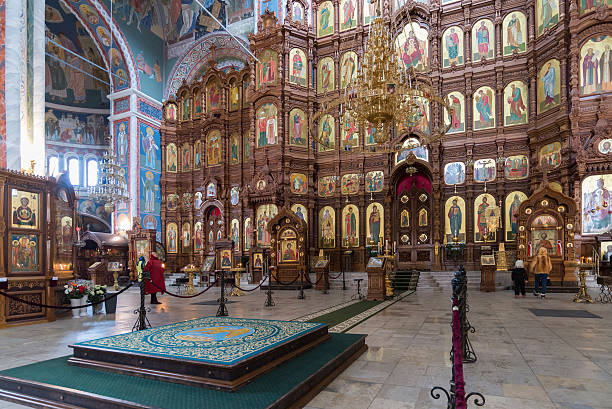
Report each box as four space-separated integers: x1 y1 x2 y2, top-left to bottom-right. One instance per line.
0 0 5 167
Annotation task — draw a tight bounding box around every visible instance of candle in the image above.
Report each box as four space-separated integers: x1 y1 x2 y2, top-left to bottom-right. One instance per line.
385 239 389 252
393 241 397 254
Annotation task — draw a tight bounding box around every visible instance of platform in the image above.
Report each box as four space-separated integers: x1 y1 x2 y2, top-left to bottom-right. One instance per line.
68 317 329 391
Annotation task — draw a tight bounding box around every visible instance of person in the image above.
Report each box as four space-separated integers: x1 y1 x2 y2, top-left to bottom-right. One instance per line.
530 247 552 298
511 259 528 298
136 256 146 282
144 252 165 304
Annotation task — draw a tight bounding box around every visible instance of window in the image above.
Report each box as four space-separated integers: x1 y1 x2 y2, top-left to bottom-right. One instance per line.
48 156 59 178
87 159 98 187
68 158 80 186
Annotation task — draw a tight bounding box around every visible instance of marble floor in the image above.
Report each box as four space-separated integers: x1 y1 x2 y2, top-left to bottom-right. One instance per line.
0 284 611 409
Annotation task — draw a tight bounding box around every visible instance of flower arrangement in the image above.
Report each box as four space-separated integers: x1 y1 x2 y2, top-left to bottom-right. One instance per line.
64 279 92 300
87 284 107 304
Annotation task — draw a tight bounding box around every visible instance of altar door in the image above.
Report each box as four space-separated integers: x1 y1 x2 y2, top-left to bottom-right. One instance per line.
205 206 223 255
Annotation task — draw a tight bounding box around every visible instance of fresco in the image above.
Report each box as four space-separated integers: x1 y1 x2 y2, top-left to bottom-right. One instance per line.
318 176 337 197
444 162 465 185
580 0 612 14
291 203 308 224
364 0 380 25
228 0 254 28
231 219 240 251
342 204 359 247
319 206 336 248
472 19 494 61
341 113 359 148
582 175 612 234
340 52 357 89
317 1 334 38
473 86 495 130
474 158 496 182
318 114 336 151
395 22 429 72
341 174 360 195
256 204 278 246
318 57 335 94
504 81 528 126
139 122 160 171
536 0 559 37
365 171 384 192
444 92 465 133
78 199 111 224
166 143 178 172
256 103 278 147
166 222 178 253
256 49 278 89
504 155 529 180
289 48 307 87
366 202 384 245
474 193 496 242
442 26 464 68
505 191 528 241
539 142 561 169
289 108 307 146
503 12 526 55
538 59 561 114
45 109 108 146
580 36 612 95
244 217 253 251
599 139 612 154
290 173 308 194
445 196 466 243
207 79 223 111
140 170 160 214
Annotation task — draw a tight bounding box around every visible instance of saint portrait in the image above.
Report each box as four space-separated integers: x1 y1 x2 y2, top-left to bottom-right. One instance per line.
229 79 240 111
182 143 191 172
504 81 528 126
395 22 429 72
444 162 465 185
363 0 380 25
341 113 359 149
318 1 334 37
231 219 240 252
256 103 278 147
581 175 612 235
538 59 561 114
340 0 357 31
503 12 526 55
230 134 240 165
280 238 298 263
340 52 358 89
580 36 612 96
289 108 307 146
318 114 336 151
319 206 336 248
166 222 178 253
400 209 410 228
536 0 559 37
474 193 496 242
181 95 191 121
472 19 494 61
342 204 359 247
442 26 464 68
445 196 466 243
444 92 465 133
115 120 129 166
505 191 528 241
292 2 305 23
141 170 160 214
194 222 203 251
140 123 160 171
206 79 222 112
165 103 177 121
579 0 612 14
166 143 178 172
256 49 278 89
193 89 202 119
230 187 240 206
318 57 335 94
11 190 39 230
599 139 612 155
256 204 278 246
167 194 179 211
366 202 384 245
291 204 308 224
473 86 495 130
288 48 307 87
10 234 39 272
244 217 253 251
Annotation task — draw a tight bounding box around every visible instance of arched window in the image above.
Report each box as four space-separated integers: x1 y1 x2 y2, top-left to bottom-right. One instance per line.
48 156 59 178
68 158 80 186
87 159 98 187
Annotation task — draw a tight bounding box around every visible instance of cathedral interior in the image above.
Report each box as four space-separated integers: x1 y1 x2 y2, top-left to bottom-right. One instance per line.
0 0 611 407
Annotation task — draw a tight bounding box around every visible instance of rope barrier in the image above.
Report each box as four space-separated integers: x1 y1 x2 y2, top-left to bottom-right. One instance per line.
271 273 300 286
147 279 215 299
0 283 134 310
329 271 343 280
231 278 266 292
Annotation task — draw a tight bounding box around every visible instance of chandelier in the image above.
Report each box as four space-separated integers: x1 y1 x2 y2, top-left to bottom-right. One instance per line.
311 12 452 153
88 136 129 213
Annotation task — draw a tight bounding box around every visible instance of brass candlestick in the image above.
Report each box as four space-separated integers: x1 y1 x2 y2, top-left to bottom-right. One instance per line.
573 264 594 304
382 249 395 298
182 264 199 295
230 265 246 297
112 271 119 291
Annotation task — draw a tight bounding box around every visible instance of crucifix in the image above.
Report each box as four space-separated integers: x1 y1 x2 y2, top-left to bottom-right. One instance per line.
263 0 273 11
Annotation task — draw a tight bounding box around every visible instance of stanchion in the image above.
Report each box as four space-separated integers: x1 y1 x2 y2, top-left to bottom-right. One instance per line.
133 271 151 331
216 270 229 317
323 270 329 294
452 266 477 363
264 248 275 307
298 269 305 299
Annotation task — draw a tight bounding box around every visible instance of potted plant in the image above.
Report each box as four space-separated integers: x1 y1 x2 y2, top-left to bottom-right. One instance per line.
64 280 88 318
88 284 107 314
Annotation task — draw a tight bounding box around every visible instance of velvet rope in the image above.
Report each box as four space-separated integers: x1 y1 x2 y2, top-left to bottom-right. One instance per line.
147 279 215 299
453 299 467 409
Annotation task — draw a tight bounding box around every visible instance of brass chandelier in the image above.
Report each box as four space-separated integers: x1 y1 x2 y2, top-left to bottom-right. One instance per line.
88 136 129 213
311 12 452 153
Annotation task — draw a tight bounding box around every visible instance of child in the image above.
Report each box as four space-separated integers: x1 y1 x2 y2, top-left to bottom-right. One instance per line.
511 259 528 298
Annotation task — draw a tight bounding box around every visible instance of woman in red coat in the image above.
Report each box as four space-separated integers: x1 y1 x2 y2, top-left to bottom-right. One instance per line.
144 252 166 304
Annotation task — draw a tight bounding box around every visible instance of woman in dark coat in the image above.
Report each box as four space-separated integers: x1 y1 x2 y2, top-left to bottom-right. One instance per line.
144 252 166 304
511 259 528 298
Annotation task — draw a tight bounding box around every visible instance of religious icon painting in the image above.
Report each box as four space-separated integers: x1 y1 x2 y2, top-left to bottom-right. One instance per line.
503 12 527 55
580 36 612 96
231 219 240 252
444 196 466 243
504 155 529 180
182 193 192 210
206 131 221 167
363 0 380 25
279 230 299 263
318 114 336 151
244 217 253 251
395 138 428 164
194 192 203 210
318 176 336 197
400 209 410 228
365 122 376 146
318 57 335 94
11 189 39 230
292 2 305 24
291 203 308 224
256 103 278 147
256 204 278 246
115 120 129 166
444 162 465 185
581 174 612 235
167 194 179 211
395 22 429 73
10 234 39 272
256 49 278 89
342 204 359 248
244 132 251 161
341 113 359 149
418 208 428 227
181 96 191 121
206 182 216 199
229 79 240 112
341 174 360 195
473 86 495 130
253 252 263 268
539 142 561 169
193 89 202 119
230 187 240 206
194 222 204 252
443 92 464 133
166 144 178 172
473 158 496 183
59 216 73 249
140 123 161 171
580 0 612 14
474 193 496 242
505 191 528 241
182 223 191 253
207 78 222 112
290 173 308 195
472 19 494 61
257 180 266 191
288 48 307 87
166 222 178 253
365 171 384 193
242 76 250 109
366 202 384 245
220 249 233 269
504 81 528 126
537 59 561 114
319 206 336 248
194 140 202 170
289 108 308 146
340 0 357 31
442 26 464 68
182 143 191 172
340 52 358 89
599 139 612 155
230 134 240 165
165 103 177 121
135 240 149 262
536 0 559 36
318 1 334 37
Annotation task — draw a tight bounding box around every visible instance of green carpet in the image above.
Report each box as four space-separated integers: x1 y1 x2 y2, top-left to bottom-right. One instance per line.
308 300 382 327
0 333 362 409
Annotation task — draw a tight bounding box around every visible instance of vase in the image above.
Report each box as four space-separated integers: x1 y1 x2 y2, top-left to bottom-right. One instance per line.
69 298 82 318
104 292 118 314
92 300 104 315
79 296 88 316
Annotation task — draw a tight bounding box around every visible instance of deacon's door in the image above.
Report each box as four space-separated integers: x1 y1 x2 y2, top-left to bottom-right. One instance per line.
205 206 223 254
395 173 433 267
